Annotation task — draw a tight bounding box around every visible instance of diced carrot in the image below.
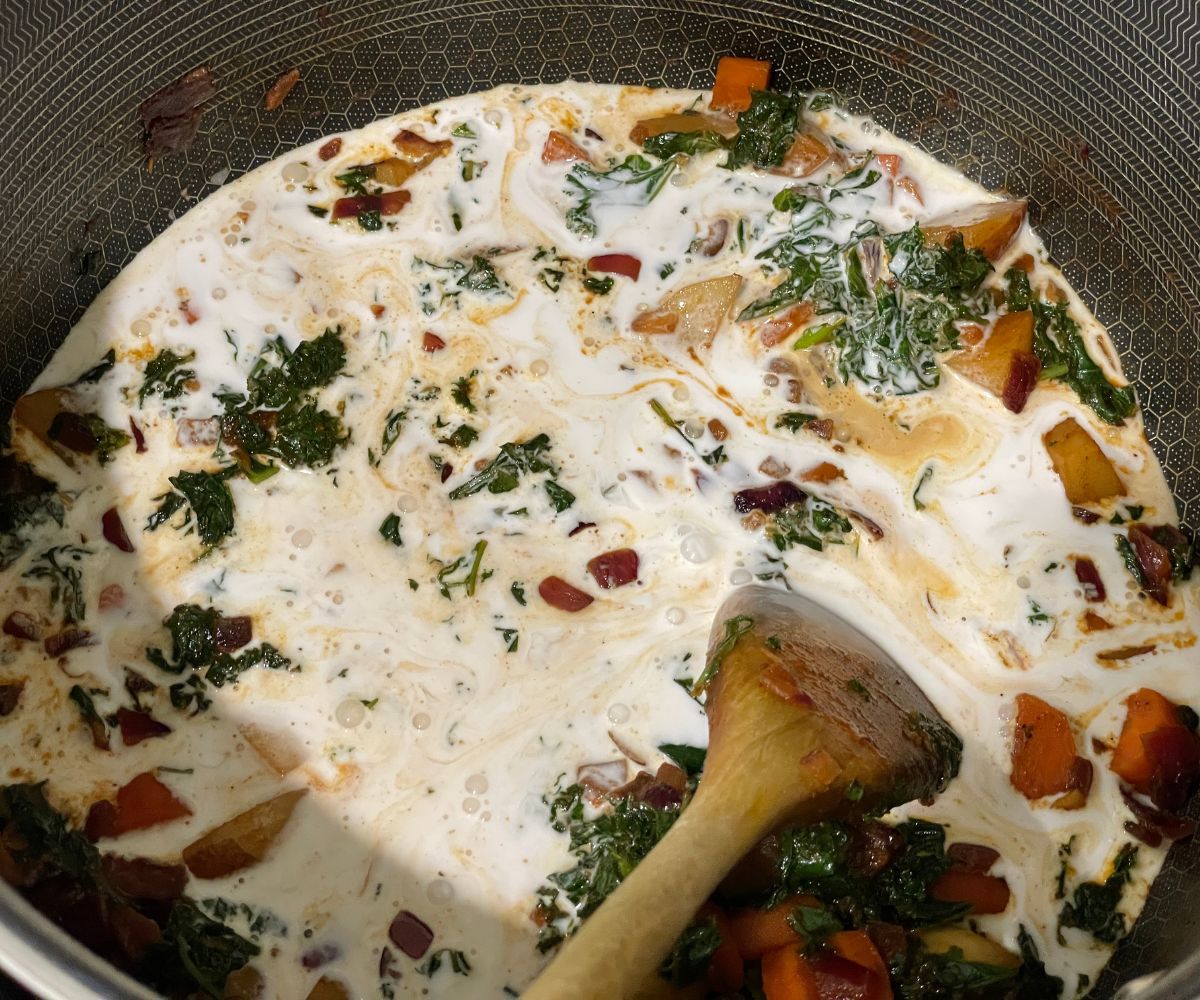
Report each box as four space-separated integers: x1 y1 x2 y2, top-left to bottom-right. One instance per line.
729 895 819 959
1111 688 1181 790
762 946 819 1000
930 871 1011 915
828 930 891 996
86 772 192 840
1010 694 1088 801
541 130 591 165
876 154 901 177
711 56 772 114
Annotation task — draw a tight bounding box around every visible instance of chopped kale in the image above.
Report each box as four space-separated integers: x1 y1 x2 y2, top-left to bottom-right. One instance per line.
643 129 730 159
692 614 754 695
447 434 556 499
148 468 237 548
565 154 676 237
1006 267 1033 310
436 540 490 598
271 400 346 468
381 409 408 456
23 544 89 623
913 466 934 510
149 898 259 999
417 948 472 977
68 685 109 749
244 328 346 409
1015 926 1064 999
74 349 117 385
146 604 220 671
456 256 505 295
776 411 817 432
0 782 99 883
544 480 576 512
0 457 64 570
725 89 805 170
139 349 197 406
875 820 970 925
439 424 479 450
1032 302 1136 425
768 499 853 552
511 581 527 606
659 918 721 986
357 208 383 231
379 512 404 546
788 904 842 947
582 274 614 295
1060 843 1137 943
895 944 1019 1000
335 167 371 196
885 228 991 298
904 712 964 793
452 370 479 411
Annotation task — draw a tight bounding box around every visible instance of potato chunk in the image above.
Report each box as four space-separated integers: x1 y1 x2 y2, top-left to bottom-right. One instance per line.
949 311 1034 396
923 199 1027 261
183 789 306 879
917 928 1020 969
631 275 742 348
1043 417 1125 505
629 111 739 146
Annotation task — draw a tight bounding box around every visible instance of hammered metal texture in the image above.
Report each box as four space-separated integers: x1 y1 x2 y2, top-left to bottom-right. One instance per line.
0 2 1197 998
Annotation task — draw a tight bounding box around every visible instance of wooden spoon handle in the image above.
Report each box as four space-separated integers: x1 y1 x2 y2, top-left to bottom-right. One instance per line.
521 786 759 1000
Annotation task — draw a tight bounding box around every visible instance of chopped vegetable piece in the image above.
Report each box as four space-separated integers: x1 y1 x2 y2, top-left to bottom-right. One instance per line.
729 895 816 959
948 310 1036 401
1073 557 1106 602
631 275 742 347
116 708 171 746
761 945 819 1000
710 56 772 114
101 507 134 552
586 548 639 589
587 253 641 281
921 200 1027 262
1010 694 1091 804
182 789 305 878
1111 688 1196 795
85 772 191 840
389 909 435 959
929 870 1011 914
542 130 591 164
538 576 593 612
1042 418 1124 506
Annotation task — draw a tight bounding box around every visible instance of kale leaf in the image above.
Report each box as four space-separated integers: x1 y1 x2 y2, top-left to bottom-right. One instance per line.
271 401 346 469
0 782 100 883
768 499 852 552
895 945 1019 1000
726 90 805 170
73 349 116 385
148 898 259 999
1060 843 1137 943
659 918 721 986
148 468 237 548
642 129 730 159
565 155 676 237
0 456 63 570
658 744 706 779
447 434 556 499
22 544 89 623
139 349 197 406
1032 302 1136 425
885 228 991 297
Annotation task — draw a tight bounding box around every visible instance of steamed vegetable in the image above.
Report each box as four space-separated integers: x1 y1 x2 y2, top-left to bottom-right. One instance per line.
1042 418 1124 506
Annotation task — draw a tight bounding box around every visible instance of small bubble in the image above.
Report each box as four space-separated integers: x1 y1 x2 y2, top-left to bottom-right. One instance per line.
680 532 714 564
211 287 227 300
730 568 753 585
672 385 690 403
465 773 489 795
485 110 503 128
412 712 431 730
427 879 454 903
281 162 309 184
462 797 481 814
530 359 550 377
607 703 631 724
665 607 686 625
292 529 313 549
332 591 344 605
130 319 151 337
397 494 419 513
763 373 780 387
683 419 705 440
1016 575 1031 589
223 234 238 247
335 700 366 728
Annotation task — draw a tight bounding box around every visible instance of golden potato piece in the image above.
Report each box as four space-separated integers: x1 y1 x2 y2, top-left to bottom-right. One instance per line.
222 966 266 999
948 310 1034 396
631 275 742 348
240 724 306 775
923 199 1027 261
12 387 73 453
918 927 1020 969
1043 417 1125 505
183 789 306 879
771 130 835 179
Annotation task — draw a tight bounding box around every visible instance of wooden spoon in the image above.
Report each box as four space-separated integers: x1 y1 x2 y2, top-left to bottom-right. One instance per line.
523 585 959 1000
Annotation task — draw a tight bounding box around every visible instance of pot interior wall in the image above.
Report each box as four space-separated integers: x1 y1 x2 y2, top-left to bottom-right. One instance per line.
0 2 1198 997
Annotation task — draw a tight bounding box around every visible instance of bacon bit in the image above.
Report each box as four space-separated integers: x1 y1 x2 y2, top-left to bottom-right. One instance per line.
577 760 627 804
439 463 453 484
0 682 24 717
101 507 134 553
1143 725 1200 812
707 418 729 441
774 131 834 178
44 628 94 657
1072 506 1100 524
176 417 219 448
1121 786 1197 843
758 302 814 347
421 331 446 352
99 584 126 611
179 300 199 325
1073 557 1106 602
759 662 813 705
3 612 38 641
1098 644 1157 662
388 910 434 959
630 308 678 335
139 66 218 157
100 855 187 901
848 510 885 540
116 708 171 747
694 219 729 257
801 462 844 484
213 616 252 652
733 480 805 514
587 548 639 589
301 943 341 970
1002 352 1042 413
568 521 597 537
264 68 300 111
332 190 412 220
541 130 592 165
587 253 641 281
379 946 400 981
128 416 147 453
85 772 192 841
370 304 386 319
947 842 1000 873
807 418 834 440
392 129 452 165
1128 524 1181 605
318 137 343 160
846 824 904 877
876 153 901 176
1082 610 1112 631
538 576 594 612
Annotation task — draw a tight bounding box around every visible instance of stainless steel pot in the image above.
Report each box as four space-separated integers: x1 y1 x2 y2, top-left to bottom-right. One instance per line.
0 1 1197 997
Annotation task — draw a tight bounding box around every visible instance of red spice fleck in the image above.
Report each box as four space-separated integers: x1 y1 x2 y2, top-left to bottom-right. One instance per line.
99 584 126 611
